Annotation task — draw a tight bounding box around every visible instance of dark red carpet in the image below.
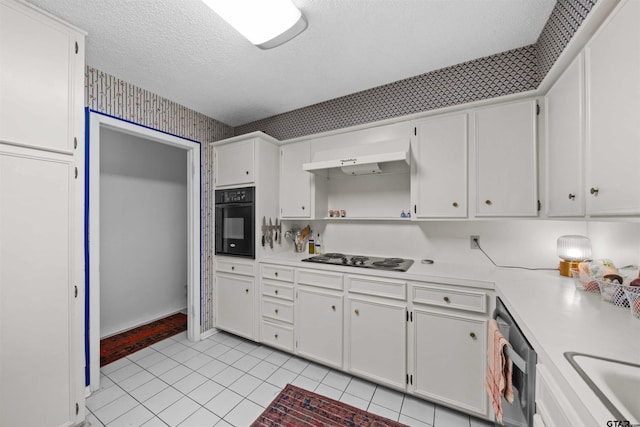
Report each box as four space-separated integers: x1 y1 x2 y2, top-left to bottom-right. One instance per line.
252 384 408 427
100 313 187 366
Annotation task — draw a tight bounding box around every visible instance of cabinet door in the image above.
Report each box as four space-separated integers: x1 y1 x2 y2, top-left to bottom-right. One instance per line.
1 145 78 427
412 114 468 218
545 53 585 217
215 273 255 339
347 297 406 389
214 139 255 187
280 142 311 218
585 0 640 215
296 288 343 368
475 100 538 216
0 1 77 152
412 308 488 417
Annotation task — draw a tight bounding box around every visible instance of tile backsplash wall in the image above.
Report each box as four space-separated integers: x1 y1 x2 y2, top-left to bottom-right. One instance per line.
85 66 234 333
235 0 597 140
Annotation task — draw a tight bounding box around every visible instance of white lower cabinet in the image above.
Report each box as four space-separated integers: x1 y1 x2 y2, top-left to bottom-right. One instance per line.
296 287 343 368
215 259 256 340
409 282 490 418
346 295 406 389
260 264 295 352
535 364 582 427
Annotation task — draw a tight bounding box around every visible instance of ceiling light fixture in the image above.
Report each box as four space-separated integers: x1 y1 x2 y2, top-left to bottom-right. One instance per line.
203 0 307 49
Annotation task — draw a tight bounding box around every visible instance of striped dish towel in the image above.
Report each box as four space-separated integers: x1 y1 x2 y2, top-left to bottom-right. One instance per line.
485 318 514 425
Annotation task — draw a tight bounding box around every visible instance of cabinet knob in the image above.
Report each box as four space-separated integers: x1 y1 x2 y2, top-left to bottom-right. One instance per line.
452 202 458 208
485 200 492 206
245 289 249 293
275 309 279 314
245 171 249 175
301 206 305 210
568 193 576 200
231 266 235 271
274 289 279 295
274 272 278 277
331 305 336 311
469 332 476 339
354 309 360 316
274 334 278 339
590 187 599 196
443 296 450 303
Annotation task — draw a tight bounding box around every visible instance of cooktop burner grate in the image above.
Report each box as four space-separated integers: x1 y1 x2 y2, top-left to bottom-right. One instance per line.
301 253 414 272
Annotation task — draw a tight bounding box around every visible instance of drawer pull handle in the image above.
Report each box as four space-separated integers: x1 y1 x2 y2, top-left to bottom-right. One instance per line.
452 202 458 207
245 289 249 294
443 296 450 303
485 200 492 206
470 332 476 339
275 272 278 277
274 289 279 295
245 170 249 175
231 266 235 271
590 187 599 196
354 309 360 316
568 193 576 200
275 309 279 314
331 305 336 311
301 206 305 210
274 334 278 339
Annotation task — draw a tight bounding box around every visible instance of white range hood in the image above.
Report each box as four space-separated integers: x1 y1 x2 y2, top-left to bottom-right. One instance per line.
303 139 410 176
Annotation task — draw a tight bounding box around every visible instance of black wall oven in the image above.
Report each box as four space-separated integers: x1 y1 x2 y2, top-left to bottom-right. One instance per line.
215 187 255 259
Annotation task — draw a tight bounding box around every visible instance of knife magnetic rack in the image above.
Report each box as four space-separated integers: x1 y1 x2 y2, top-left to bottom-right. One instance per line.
261 216 282 248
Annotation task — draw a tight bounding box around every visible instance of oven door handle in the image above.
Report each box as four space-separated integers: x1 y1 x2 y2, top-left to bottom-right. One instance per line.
495 314 529 373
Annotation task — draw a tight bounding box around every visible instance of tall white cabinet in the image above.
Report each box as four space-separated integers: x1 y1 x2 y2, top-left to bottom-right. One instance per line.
0 1 86 426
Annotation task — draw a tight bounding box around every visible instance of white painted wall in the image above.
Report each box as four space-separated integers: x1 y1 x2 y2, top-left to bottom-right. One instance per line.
100 127 187 338
283 219 640 271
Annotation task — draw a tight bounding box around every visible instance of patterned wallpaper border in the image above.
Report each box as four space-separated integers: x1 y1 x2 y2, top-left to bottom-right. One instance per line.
235 0 598 140
85 66 233 333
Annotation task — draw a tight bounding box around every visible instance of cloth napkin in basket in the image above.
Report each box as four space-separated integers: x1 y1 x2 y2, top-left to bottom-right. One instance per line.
485 318 514 425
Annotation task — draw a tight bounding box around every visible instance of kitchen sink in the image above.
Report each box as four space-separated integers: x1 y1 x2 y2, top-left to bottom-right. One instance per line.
565 352 640 423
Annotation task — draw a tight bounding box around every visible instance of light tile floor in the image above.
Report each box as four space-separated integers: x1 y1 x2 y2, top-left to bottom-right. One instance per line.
86 330 494 427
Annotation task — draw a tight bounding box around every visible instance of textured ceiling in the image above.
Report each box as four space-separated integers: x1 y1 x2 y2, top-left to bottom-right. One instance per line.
25 0 556 127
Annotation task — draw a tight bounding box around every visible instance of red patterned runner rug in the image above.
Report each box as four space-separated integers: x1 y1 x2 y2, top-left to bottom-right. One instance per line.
252 384 408 427
100 313 187 366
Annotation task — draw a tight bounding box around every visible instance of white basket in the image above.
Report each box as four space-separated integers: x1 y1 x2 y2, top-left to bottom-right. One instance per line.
623 286 640 320
597 280 628 308
570 268 600 293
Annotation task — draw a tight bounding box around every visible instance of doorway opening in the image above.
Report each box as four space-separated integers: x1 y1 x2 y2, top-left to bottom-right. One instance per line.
87 111 201 392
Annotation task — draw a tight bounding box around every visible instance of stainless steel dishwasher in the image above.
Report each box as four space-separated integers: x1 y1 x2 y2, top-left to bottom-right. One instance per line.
493 297 537 427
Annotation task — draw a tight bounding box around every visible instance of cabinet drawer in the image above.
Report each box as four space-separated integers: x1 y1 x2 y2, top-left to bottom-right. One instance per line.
262 280 294 301
261 264 294 282
297 268 343 290
346 275 406 300
412 284 486 313
215 259 255 276
262 298 294 323
261 321 294 351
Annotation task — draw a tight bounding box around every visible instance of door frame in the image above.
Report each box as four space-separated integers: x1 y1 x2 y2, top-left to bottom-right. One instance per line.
87 111 201 391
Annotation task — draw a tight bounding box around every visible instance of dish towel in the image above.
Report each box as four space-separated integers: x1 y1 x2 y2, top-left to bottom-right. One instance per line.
485 318 514 425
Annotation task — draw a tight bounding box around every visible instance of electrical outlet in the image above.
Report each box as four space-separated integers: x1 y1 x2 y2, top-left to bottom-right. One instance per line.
470 235 480 249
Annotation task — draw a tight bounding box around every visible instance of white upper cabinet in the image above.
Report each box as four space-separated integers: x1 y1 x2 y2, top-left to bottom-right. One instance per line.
585 0 640 216
214 138 255 187
474 100 538 217
0 0 83 152
280 141 312 218
545 53 585 217
411 113 468 218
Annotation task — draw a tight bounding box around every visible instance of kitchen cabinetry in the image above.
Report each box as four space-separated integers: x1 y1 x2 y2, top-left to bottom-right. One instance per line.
280 141 315 218
295 269 344 369
535 364 582 426
585 0 640 216
408 282 489 417
215 258 256 340
545 53 585 217
474 100 538 217
411 113 468 218
214 138 255 187
345 275 407 389
260 264 295 351
0 1 85 426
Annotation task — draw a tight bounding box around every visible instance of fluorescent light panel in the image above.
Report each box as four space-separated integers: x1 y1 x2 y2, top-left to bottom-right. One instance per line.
203 0 307 49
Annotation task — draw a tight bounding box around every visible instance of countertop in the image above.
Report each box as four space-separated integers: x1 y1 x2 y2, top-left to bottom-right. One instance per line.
259 252 640 425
